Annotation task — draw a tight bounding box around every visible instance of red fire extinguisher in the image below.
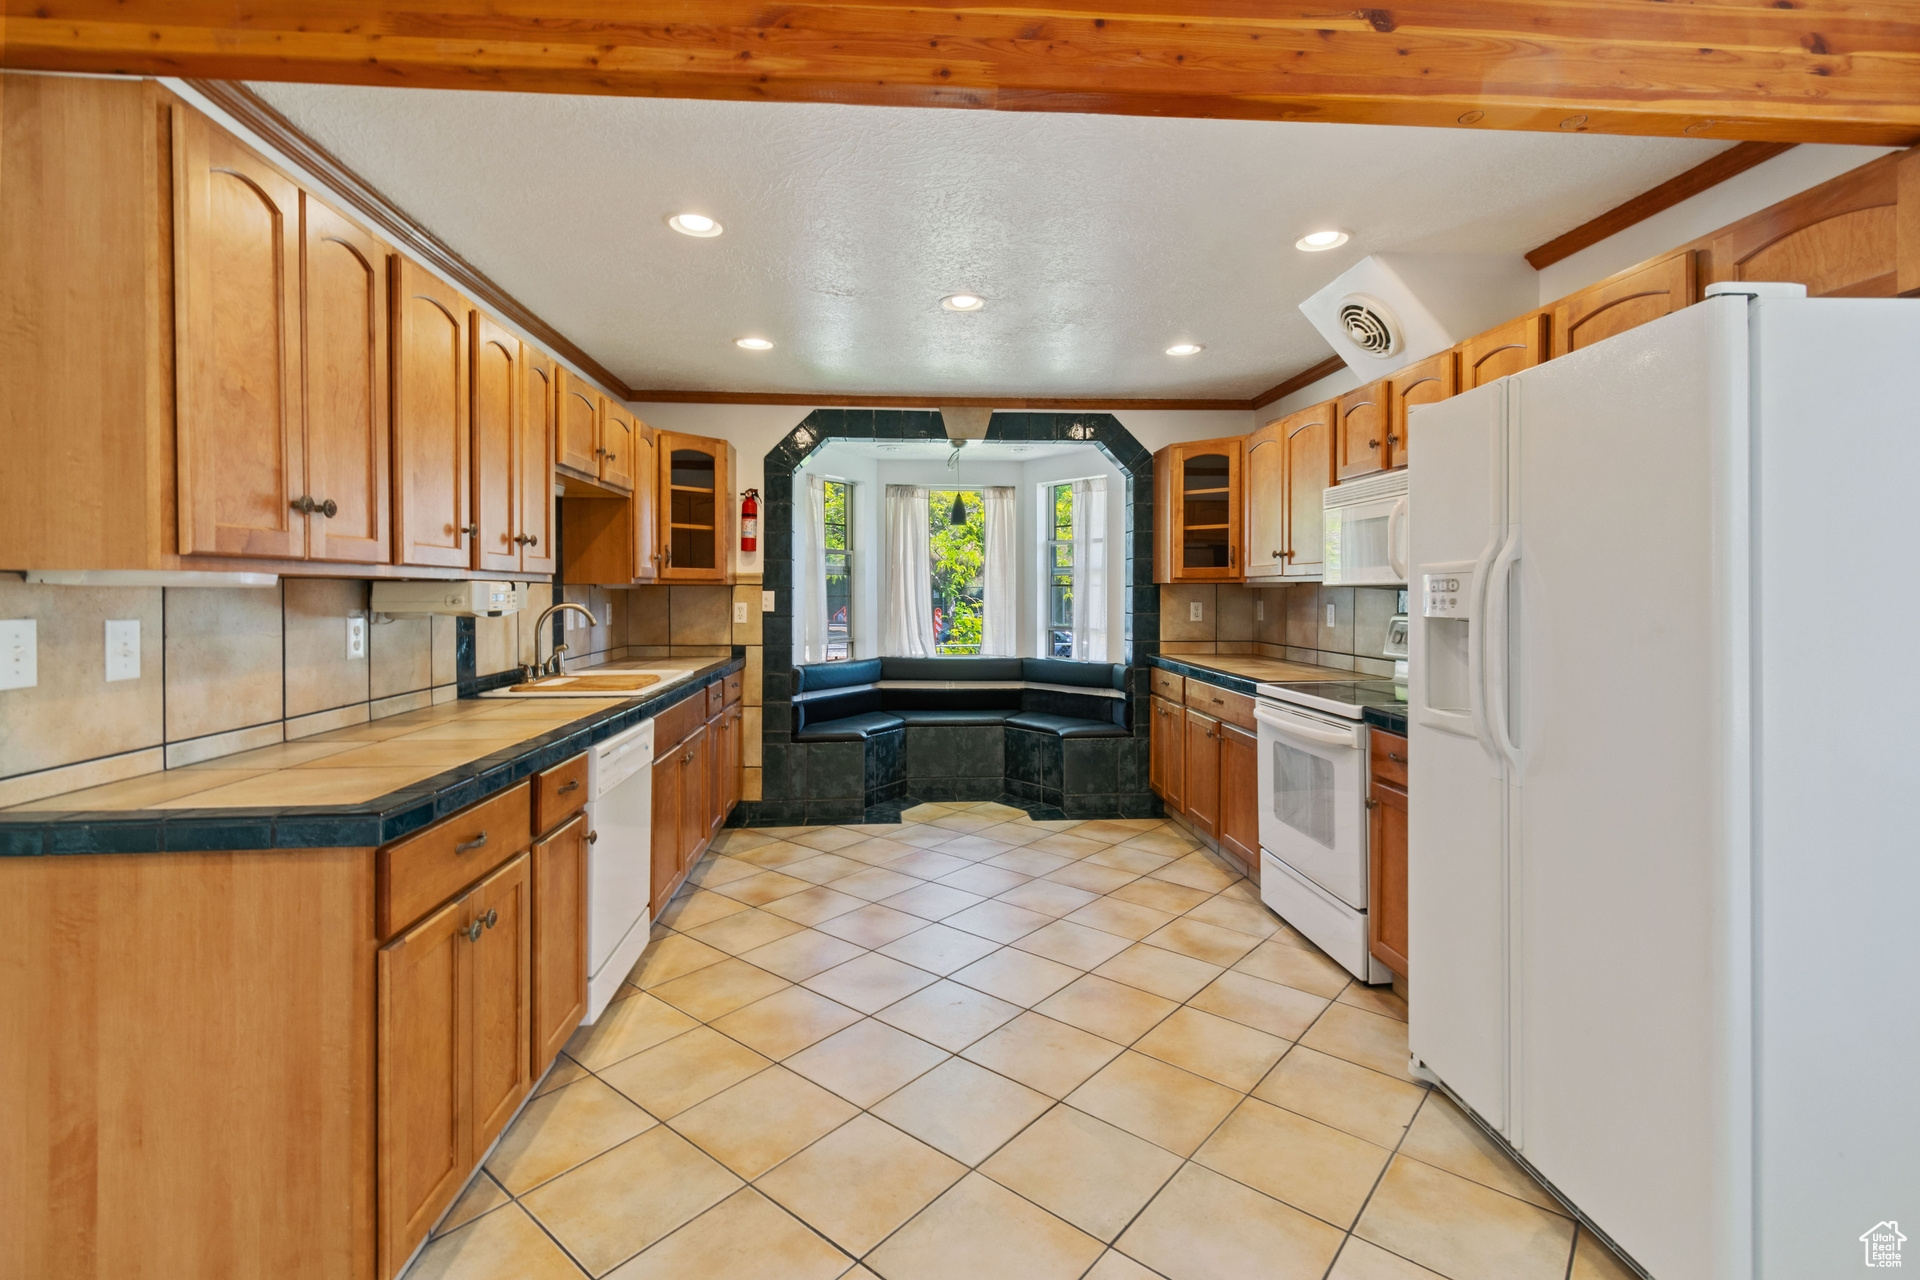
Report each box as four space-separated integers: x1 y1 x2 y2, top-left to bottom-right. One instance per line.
740 488 759 553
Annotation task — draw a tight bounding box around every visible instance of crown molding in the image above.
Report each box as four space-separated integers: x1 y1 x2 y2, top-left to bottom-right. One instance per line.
1249 357 1347 412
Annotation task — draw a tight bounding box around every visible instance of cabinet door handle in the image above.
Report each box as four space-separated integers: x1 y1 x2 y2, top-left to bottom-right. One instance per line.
1388 434 1401 446
455 831 488 854
1387 752 1407 763
1368 439 1379 451
1366 798 1379 811
587 829 599 844
318 498 338 518
483 908 498 930
459 524 478 538
291 495 316 514
465 919 484 942
557 779 580 794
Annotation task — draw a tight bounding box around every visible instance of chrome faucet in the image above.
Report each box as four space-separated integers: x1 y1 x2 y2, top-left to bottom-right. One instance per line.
525 602 602 681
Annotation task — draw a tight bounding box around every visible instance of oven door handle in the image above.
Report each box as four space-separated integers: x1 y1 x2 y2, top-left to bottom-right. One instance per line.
1254 705 1361 748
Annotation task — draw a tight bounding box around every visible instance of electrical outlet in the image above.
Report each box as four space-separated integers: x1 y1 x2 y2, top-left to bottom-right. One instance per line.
1255 598 1264 621
105 619 140 682
346 616 367 660
762 591 776 613
1326 603 1337 628
0 620 36 690
1189 601 1204 622
733 601 749 624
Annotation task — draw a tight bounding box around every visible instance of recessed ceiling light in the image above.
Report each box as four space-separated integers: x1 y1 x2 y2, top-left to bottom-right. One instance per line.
1166 343 1204 356
1295 229 1350 252
941 294 986 312
734 337 773 350
669 213 723 237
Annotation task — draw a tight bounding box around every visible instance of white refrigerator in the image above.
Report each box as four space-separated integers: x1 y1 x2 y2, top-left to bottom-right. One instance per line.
1407 288 1920 1280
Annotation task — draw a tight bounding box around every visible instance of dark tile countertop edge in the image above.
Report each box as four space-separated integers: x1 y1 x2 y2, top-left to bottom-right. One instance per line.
1151 655 1410 736
1145 654 1261 698
0 652 747 857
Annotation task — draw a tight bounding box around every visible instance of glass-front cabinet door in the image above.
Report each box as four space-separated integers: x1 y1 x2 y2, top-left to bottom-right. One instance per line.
1165 438 1243 581
658 433 730 582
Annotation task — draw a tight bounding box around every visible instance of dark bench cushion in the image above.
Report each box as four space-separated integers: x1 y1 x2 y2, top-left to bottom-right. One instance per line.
794 657 881 693
895 709 1017 727
1021 658 1126 690
794 712 906 741
879 657 1024 682
1005 712 1130 738
882 686 1022 713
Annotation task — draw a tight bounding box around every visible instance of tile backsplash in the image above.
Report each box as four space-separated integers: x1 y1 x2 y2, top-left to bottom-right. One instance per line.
0 576 553 807
1159 582 1404 677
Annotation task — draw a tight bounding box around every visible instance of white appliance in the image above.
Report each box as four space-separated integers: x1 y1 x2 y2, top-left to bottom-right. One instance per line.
584 718 655 1023
1253 689 1394 984
369 580 524 616
1407 287 1920 1280
1323 469 1408 585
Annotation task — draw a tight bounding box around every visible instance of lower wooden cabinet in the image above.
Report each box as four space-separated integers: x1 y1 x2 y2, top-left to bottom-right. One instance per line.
377 851 530 1279
649 682 745 916
531 813 589 1075
1184 710 1222 838
1149 695 1185 810
1218 721 1259 871
1368 730 1410 977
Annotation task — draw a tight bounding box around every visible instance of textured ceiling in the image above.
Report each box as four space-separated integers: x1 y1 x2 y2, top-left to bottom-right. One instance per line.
246 84 1731 400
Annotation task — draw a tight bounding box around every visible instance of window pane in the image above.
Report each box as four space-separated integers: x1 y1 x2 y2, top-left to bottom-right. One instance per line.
822 481 852 660
928 490 984 655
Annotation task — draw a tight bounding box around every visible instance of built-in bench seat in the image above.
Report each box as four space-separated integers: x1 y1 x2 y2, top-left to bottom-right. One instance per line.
789 656 1135 813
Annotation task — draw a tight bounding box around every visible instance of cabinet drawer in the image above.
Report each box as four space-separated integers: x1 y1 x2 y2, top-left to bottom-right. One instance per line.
707 682 725 718
534 752 589 835
723 671 743 706
379 783 532 939
1150 668 1184 701
1184 680 1255 731
1370 729 1408 789
654 691 706 753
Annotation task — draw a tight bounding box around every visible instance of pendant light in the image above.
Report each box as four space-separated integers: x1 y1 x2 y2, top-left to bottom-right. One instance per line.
949 492 968 525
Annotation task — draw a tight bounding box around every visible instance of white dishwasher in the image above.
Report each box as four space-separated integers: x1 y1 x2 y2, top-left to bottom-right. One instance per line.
584 718 654 1024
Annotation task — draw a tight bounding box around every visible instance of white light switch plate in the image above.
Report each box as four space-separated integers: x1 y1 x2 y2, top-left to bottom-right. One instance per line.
0 619 36 690
762 591 776 613
1255 599 1264 621
105 619 140 682
1189 601 1204 622
1326 603 1337 627
346 616 367 660
733 601 749 624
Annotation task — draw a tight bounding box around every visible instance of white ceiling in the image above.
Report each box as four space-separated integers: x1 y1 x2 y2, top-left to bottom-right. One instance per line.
247 83 1731 400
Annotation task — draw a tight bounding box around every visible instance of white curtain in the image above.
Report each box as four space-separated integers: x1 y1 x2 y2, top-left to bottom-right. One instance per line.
981 486 1018 657
883 485 936 657
1070 477 1108 661
800 474 830 663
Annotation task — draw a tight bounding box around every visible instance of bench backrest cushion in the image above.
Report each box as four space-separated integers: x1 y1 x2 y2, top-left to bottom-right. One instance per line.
794 658 882 693
879 657 1024 682
1021 659 1126 690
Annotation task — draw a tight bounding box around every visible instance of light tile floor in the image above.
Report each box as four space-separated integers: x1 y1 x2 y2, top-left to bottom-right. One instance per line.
404 802 1641 1280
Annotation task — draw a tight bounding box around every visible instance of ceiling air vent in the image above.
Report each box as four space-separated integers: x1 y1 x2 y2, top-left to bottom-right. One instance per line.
1337 294 1401 358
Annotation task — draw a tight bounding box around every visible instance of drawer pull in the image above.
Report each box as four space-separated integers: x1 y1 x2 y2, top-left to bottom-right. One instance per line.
1387 753 1407 763
483 908 499 930
465 919 484 943
587 830 599 845
455 832 489 854
557 779 580 794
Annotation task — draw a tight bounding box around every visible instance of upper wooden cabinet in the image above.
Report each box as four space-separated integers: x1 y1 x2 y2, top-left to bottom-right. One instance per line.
302 198 393 565
519 347 559 575
1461 312 1550 389
1553 252 1696 356
1242 421 1285 580
556 370 602 476
1386 348 1456 469
1281 402 1335 579
392 259 473 568
471 314 523 575
599 399 637 491
173 106 306 560
1707 148 1919 298
1335 380 1391 482
660 433 733 581
632 414 660 581
1153 438 1244 582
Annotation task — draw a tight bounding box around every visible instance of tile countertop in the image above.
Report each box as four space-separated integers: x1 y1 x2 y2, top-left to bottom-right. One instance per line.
0 654 745 857
1149 654 1409 736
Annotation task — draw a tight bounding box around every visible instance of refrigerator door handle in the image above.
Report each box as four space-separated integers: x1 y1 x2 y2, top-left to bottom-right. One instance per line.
1464 537 1499 762
1484 525 1523 774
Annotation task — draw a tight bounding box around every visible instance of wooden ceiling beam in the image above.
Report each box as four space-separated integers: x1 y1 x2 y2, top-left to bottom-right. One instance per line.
7 3 1920 145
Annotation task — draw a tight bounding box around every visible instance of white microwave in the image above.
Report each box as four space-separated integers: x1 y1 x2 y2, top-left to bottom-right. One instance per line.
1323 470 1409 585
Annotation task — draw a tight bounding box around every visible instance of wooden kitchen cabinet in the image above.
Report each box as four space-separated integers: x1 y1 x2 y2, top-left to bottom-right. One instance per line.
651 749 684 916
302 198 393 565
1281 402 1335 578
647 685 742 915
1153 438 1244 582
1184 709 1222 838
467 855 533 1158
556 369 602 477
1218 721 1260 878
471 314 524 574
1705 147 1919 297
392 258 474 569
1335 380 1392 481
599 398 637 491
632 415 661 580
1386 348 1456 469
1461 311 1550 388
660 433 735 581
530 813 589 1076
1368 729 1410 977
518 345 560 575
1242 420 1286 580
1150 695 1185 810
678 725 711 874
1553 252 1696 355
